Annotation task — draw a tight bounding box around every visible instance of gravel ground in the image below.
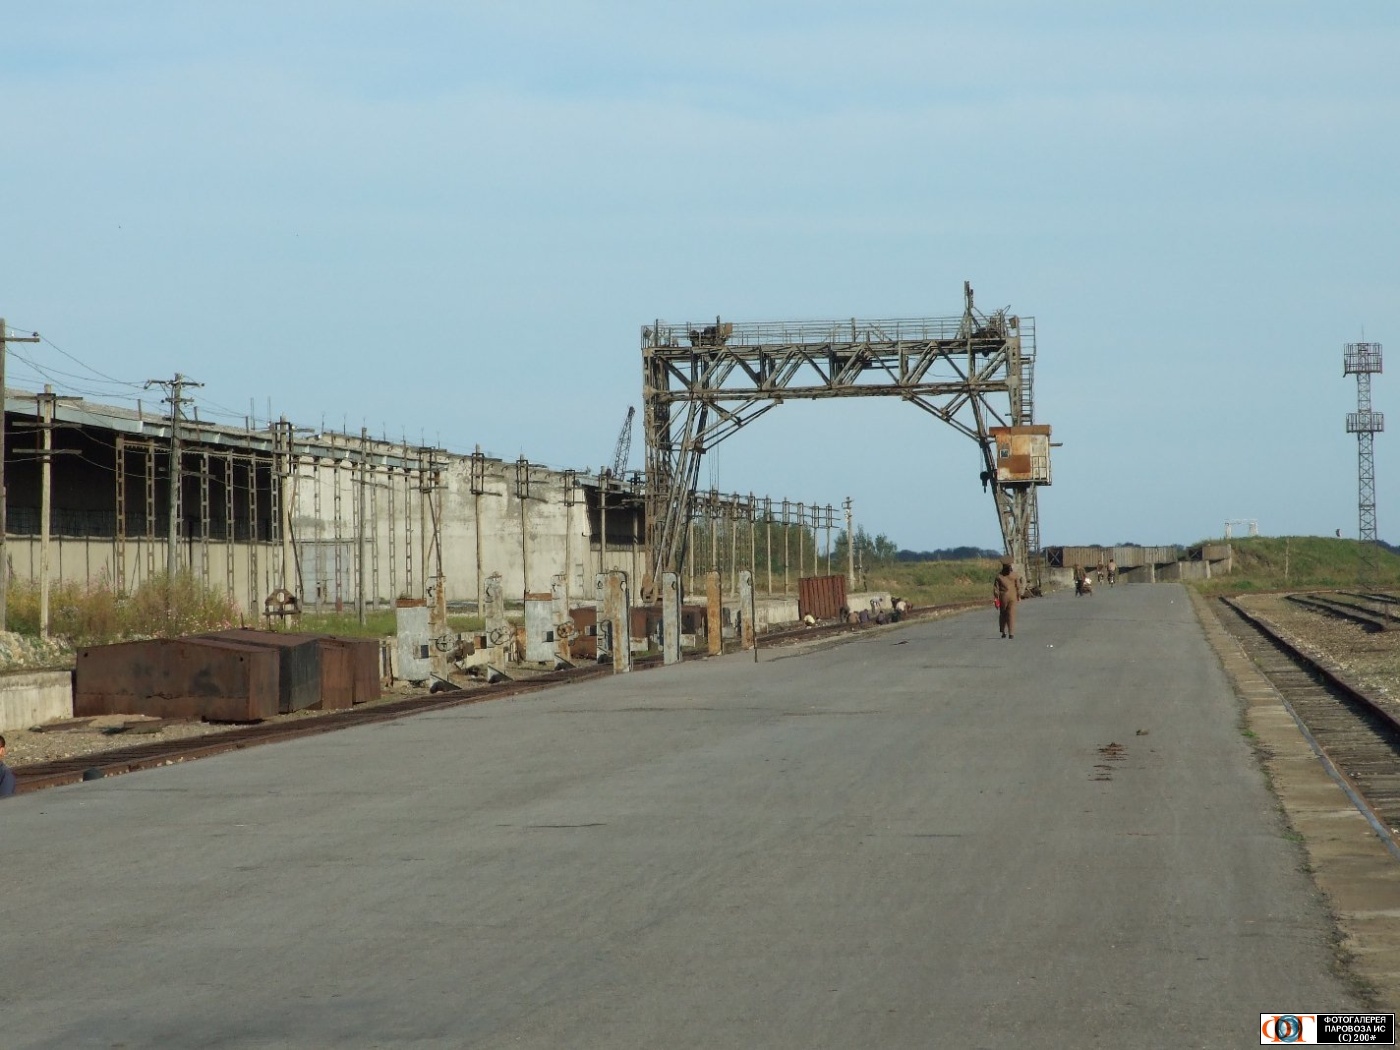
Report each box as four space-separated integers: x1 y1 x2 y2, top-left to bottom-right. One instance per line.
5 673 462 769
1232 593 1400 711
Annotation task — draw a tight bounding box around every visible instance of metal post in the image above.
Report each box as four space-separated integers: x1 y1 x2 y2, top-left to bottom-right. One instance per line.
782 499 790 596
845 497 855 589
797 502 805 582
369 453 380 610
764 497 773 596
333 453 344 612
599 469 608 577
817 506 828 576
357 427 367 625
387 448 398 602
748 494 756 598
517 456 531 596
167 391 180 578
729 497 738 597
403 440 414 598
247 451 259 616
562 470 575 608
37 387 53 637
223 451 234 602
471 450 485 614
144 373 202 580
280 419 294 594
0 320 39 630
710 490 719 582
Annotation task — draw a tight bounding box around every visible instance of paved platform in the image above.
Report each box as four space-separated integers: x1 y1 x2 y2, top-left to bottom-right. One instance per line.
0 583 1366 1048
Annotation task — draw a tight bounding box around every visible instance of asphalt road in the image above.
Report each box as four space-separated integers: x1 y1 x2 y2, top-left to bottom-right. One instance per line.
0 583 1363 1048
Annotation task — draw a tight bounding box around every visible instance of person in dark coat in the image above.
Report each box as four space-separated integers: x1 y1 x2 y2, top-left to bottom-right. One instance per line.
0 734 16 798
993 560 1022 639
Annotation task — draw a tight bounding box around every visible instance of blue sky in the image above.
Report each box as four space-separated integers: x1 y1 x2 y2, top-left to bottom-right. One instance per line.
3 2 1397 551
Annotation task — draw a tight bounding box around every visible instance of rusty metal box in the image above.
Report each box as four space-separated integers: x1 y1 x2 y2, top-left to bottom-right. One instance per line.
325 636 382 704
799 575 848 621
75 638 281 722
200 629 324 713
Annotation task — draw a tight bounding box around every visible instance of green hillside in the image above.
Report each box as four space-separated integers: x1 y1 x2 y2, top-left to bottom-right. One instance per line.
1193 536 1400 595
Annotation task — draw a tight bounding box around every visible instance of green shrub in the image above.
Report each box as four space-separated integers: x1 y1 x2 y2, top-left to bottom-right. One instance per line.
7 572 239 645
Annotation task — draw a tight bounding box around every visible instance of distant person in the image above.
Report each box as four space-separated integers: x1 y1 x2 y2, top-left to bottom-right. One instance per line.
993 560 1022 639
1108 558 1117 586
0 734 16 798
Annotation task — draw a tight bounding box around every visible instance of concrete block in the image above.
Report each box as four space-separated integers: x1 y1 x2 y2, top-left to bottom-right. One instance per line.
0 670 74 733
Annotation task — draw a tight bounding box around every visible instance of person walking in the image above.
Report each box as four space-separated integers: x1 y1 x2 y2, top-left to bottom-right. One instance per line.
0 734 17 798
993 559 1022 639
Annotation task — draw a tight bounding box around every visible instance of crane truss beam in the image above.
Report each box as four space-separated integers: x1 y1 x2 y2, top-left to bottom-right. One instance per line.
642 286 1043 595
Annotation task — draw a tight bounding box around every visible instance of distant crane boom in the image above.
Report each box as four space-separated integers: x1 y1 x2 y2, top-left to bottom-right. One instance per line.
612 406 635 477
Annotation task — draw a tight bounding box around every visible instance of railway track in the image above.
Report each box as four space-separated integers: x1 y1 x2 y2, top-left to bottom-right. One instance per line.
14 600 980 796
1216 596 1400 853
1287 591 1400 632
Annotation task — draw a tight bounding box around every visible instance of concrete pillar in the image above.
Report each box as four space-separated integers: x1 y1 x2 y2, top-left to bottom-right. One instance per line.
662 571 682 665
739 569 755 651
706 570 722 656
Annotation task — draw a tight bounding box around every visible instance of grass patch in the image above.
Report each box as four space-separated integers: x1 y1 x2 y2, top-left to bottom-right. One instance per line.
1192 536 1400 596
847 558 1003 607
8 572 239 646
293 610 486 638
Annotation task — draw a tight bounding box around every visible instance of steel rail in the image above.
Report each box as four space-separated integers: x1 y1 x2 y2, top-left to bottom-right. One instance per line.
1216 596 1400 861
1285 592 1392 632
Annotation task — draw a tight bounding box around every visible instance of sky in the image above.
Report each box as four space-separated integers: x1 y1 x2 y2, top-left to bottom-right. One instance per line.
3 2 1398 552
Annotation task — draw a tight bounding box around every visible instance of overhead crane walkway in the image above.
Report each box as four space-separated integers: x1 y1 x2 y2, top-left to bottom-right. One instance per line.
0 584 1366 1048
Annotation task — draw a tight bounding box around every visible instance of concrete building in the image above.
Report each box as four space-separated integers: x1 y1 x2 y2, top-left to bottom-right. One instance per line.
1 391 831 617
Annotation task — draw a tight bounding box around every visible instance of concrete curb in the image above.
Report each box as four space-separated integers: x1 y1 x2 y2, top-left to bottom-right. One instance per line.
1189 588 1400 1006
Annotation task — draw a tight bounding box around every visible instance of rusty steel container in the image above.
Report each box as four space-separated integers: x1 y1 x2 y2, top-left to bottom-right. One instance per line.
200 630 326 713
567 606 598 660
799 574 848 621
326 636 383 704
75 638 281 722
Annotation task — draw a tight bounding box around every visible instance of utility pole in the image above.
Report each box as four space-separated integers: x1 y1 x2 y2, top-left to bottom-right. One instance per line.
357 427 368 625
0 319 40 631
15 386 83 638
844 497 855 589
145 374 202 579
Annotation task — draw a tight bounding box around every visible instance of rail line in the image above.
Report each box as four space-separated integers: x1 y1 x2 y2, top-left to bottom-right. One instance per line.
1286 591 1399 632
1215 596 1400 854
14 601 982 796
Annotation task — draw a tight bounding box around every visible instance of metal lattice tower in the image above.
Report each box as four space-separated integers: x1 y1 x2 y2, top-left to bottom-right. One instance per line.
1344 342 1384 544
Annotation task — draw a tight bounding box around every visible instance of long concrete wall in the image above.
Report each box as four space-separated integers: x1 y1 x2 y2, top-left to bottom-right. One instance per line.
287 447 643 612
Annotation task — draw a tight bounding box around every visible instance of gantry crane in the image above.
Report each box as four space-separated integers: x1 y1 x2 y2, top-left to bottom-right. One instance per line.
639 283 1051 598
